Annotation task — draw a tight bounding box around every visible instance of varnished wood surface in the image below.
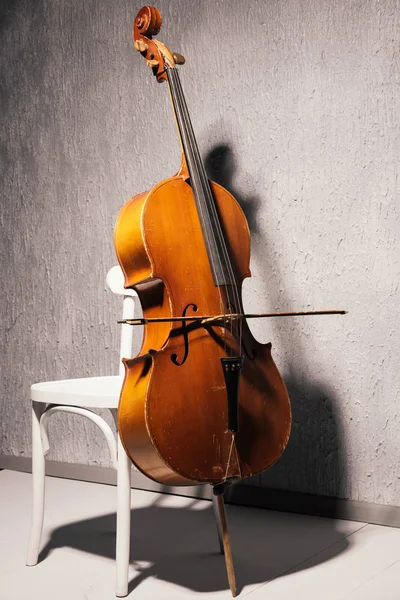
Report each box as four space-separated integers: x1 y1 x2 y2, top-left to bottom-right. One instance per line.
116 172 291 485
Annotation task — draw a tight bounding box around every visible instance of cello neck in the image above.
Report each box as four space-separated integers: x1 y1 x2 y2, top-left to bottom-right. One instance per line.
166 67 233 288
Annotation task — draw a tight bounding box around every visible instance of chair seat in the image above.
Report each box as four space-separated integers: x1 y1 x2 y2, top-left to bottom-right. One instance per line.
30 375 124 408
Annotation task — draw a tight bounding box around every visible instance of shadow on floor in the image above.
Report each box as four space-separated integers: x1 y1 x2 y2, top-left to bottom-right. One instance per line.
39 495 350 595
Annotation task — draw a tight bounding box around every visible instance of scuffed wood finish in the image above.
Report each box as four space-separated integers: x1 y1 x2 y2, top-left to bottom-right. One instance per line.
118 353 192 485
116 171 291 485
114 191 152 288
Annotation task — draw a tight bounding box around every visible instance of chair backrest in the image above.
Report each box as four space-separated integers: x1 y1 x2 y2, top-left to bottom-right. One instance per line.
106 266 138 377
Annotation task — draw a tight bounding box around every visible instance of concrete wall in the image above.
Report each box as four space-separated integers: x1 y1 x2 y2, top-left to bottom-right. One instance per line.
1 0 399 506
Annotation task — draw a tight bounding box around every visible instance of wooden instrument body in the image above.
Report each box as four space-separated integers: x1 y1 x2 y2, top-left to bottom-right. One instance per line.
115 171 291 486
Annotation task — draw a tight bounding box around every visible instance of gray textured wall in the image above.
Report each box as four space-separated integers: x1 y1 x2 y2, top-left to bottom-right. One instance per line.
1 0 399 506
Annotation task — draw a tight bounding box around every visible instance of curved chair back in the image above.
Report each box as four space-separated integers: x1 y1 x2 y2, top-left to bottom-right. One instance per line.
106 266 138 376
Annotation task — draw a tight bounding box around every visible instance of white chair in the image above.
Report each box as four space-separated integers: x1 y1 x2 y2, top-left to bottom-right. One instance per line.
26 265 224 597
26 265 137 597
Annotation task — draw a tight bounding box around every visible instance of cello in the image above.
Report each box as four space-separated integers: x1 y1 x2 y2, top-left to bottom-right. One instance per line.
115 2 291 493
114 6 344 595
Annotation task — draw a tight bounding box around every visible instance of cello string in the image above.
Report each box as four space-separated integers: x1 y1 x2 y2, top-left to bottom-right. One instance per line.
173 69 243 347
174 69 243 353
172 69 235 329
166 68 229 351
170 68 233 353
175 71 243 354
166 68 222 298
170 68 227 302
171 68 233 355
168 68 225 312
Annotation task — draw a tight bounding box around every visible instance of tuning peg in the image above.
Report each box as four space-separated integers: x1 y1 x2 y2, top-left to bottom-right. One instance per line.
134 39 148 52
172 52 185 65
146 59 159 68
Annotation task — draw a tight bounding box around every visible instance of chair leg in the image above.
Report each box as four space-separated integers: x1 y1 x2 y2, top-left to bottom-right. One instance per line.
115 434 131 597
26 401 47 566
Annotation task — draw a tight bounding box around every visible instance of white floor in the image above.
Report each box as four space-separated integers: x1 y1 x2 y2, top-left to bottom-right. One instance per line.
1 470 399 600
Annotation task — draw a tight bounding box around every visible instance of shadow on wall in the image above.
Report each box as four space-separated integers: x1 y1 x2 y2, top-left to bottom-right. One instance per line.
205 143 347 510
38 494 350 595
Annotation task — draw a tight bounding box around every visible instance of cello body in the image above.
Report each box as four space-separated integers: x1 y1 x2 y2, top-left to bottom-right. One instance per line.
115 169 291 486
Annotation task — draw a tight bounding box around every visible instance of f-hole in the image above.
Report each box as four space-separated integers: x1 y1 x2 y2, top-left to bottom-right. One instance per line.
171 303 198 366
